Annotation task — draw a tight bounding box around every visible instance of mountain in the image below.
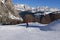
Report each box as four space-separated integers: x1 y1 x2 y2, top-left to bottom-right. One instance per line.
36 6 59 12
14 4 31 11
0 0 23 25
17 4 60 24
14 4 59 13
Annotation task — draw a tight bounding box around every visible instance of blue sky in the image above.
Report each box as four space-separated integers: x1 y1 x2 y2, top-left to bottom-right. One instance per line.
12 0 60 8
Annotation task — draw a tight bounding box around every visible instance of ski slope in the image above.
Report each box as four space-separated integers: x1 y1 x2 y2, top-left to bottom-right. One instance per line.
0 19 60 40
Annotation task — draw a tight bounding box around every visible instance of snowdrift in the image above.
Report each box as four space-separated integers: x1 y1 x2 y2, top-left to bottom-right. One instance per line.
46 19 60 31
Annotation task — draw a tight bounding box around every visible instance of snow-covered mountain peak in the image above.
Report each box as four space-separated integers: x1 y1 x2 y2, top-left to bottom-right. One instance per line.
14 4 60 12
49 8 59 12
14 4 31 11
14 4 25 7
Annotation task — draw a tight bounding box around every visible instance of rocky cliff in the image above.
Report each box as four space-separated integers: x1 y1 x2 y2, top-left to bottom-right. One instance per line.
39 12 60 24
0 0 23 25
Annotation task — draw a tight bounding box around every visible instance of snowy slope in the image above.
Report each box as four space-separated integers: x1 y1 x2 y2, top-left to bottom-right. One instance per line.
46 19 60 31
0 19 60 40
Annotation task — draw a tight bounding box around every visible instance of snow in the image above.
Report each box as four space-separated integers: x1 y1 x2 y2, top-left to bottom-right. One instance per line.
9 12 23 21
49 8 59 12
14 4 60 14
0 15 2 17
14 4 25 11
0 0 5 3
44 12 52 15
0 19 60 40
47 19 60 31
14 4 31 11
18 22 47 26
34 12 52 15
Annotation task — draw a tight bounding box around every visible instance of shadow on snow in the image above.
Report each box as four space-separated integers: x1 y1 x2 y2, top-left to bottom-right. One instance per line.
18 19 60 31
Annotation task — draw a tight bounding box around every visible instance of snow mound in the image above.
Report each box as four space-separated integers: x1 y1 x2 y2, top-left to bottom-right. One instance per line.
47 19 60 31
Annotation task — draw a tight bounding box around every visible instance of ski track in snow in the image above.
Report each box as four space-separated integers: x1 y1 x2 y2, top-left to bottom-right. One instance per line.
0 19 60 40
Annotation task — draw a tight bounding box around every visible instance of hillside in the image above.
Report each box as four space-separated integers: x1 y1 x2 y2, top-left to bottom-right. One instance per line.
0 0 23 24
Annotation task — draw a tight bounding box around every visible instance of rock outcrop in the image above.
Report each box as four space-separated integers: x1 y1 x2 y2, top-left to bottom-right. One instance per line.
39 12 60 24
0 0 23 25
19 11 60 24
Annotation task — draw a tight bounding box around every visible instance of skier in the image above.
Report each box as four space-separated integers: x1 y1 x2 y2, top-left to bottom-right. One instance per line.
26 18 29 28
